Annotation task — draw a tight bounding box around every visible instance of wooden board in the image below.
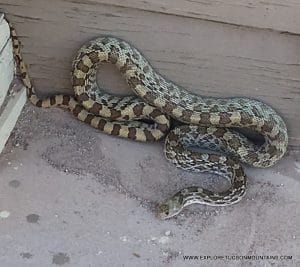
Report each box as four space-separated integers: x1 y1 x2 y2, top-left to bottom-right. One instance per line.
0 13 10 50
0 87 27 153
94 0 300 34
1 1 300 149
0 85 27 154
0 13 27 154
0 39 14 108
0 14 14 108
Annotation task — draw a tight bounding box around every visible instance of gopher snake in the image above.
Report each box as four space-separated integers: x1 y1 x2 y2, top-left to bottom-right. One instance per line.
8 20 288 219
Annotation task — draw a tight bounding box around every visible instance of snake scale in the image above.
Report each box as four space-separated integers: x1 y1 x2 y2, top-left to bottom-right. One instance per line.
8 19 288 219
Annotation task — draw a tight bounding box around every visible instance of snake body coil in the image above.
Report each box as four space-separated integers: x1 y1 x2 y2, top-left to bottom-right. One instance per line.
9 21 288 219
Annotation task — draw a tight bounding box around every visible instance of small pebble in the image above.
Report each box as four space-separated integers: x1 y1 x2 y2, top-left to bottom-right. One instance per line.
165 230 171 236
162 250 169 257
0 210 10 218
158 236 170 244
120 236 127 242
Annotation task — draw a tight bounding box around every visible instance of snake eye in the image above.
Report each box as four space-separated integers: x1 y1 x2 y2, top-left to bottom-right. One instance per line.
157 203 169 216
162 204 169 213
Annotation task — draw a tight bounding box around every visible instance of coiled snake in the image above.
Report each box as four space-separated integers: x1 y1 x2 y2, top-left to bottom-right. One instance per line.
8 20 288 219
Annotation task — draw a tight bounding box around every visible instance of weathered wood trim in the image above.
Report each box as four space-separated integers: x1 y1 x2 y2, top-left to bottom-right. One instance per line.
65 0 300 34
0 13 26 154
0 14 14 109
0 13 10 51
0 86 27 153
2 0 300 34
0 39 14 108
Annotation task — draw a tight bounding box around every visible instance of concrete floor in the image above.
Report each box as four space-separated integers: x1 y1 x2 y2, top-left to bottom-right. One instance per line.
0 104 299 267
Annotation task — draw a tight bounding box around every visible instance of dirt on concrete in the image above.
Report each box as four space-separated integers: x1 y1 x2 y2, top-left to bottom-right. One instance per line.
0 104 299 266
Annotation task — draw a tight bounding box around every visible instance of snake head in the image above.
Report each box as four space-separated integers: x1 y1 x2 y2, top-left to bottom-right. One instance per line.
156 192 184 220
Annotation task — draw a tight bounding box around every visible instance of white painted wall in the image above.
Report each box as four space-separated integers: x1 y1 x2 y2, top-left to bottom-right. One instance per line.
0 14 26 153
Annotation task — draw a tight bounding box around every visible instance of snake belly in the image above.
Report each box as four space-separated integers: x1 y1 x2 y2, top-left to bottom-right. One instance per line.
8 21 288 219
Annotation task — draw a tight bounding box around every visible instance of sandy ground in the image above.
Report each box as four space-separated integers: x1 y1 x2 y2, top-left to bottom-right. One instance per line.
0 104 299 267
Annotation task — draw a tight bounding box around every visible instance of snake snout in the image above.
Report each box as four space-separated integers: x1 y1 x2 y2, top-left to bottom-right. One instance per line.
156 197 184 220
